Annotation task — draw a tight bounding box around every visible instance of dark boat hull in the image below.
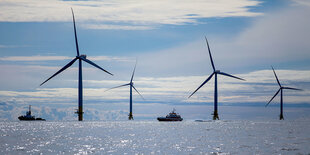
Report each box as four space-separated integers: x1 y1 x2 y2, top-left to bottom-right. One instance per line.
157 117 183 121
18 116 45 121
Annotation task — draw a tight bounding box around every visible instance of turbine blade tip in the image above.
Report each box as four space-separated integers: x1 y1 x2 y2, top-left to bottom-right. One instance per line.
39 82 45 86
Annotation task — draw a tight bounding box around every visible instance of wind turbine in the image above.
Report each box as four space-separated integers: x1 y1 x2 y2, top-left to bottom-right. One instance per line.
105 61 144 120
265 66 302 120
40 8 113 121
188 37 245 120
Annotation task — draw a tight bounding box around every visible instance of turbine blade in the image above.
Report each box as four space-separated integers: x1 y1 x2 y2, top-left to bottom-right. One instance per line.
131 60 137 83
218 72 245 81
80 57 113 76
40 58 77 86
188 73 214 98
283 87 303 91
71 8 80 56
132 85 145 100
271 66 281 87
205 37 215 71
105 83 130 92
265 88 281 107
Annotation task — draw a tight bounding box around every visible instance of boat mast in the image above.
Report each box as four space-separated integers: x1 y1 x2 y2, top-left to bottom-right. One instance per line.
28 105 31 115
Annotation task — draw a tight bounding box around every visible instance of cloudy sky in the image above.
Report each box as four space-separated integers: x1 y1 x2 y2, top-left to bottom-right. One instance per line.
0 0 310 121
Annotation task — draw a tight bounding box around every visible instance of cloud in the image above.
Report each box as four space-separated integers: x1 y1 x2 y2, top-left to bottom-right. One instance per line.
293 0 310 6
0 55 132 62
230 4 310 66
0 101 129 121
0 45 8 48
1 3 310 104
0 0 262 29
0 44 29 48
1 99 309 121
0 56 71 61
0 68 309 120
133 2 310 76
0 68 309 105
82 24 154 30
88 56 133 62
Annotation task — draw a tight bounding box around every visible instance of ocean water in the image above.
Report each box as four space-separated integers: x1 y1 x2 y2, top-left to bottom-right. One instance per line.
1 120 310 154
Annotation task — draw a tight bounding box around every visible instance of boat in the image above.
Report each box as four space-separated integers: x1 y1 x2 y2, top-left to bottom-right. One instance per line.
157 109 183 121
18 105 45 121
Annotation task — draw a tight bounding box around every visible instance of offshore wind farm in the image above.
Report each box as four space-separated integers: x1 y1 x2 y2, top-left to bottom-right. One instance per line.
1 0 310 154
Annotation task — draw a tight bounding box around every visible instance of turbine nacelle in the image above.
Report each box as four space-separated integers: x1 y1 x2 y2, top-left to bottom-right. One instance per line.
215 70 220 73
79 54 87 59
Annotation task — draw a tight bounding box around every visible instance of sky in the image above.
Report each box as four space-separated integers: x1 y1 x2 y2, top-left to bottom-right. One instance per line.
0 0 310 121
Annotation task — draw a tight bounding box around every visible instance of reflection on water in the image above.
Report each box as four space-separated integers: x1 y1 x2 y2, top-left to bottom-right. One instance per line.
0 120 310 154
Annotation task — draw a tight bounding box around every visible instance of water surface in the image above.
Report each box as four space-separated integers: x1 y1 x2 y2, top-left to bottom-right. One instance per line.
1 120 310 154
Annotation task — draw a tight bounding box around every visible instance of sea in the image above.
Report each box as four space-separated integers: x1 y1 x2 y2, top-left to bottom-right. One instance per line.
1 120 310 154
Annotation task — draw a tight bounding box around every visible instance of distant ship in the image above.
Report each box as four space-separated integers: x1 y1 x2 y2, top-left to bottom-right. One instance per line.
157 109 183 121
18 105 45 121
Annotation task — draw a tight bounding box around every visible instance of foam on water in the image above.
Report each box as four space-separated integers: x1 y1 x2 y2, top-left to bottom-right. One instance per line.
1 120 310 154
